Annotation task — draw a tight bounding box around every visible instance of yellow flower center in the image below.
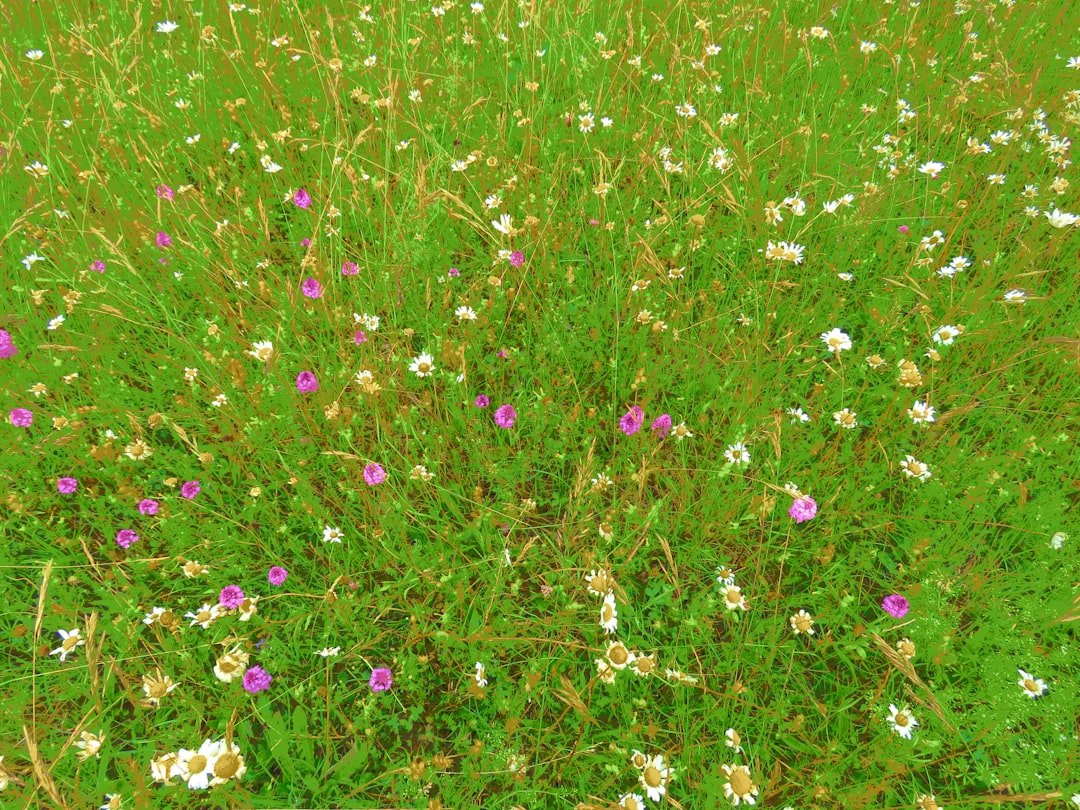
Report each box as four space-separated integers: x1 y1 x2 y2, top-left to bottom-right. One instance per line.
1023 678 1038 692
601 604 614 622
795 615 813 632
643 765 663 788
635 657 655 674
895 713 909 727
62 635 79 650
187 754 208 774
726 588 741 605
147 681 168 698
729 768 753 795
898 641 915 658
608 645 628 665
214 753 240 779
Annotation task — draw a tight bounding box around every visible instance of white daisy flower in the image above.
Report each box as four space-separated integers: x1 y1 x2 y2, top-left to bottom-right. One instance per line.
887 703 918 739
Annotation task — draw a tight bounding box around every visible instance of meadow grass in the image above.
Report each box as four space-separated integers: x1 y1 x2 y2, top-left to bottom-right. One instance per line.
1 0 1079 808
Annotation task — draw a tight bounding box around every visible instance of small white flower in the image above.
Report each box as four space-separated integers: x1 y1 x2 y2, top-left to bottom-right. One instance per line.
47 314 65 331
322 526 344 544
156 20 179 33
787 406 810 424
473 661 488 688
932 324 962 345
22 252 46 269
26 49 45 60
918 161 945 178
49 628 84 662
409 353 436 378
820 328 852 353
724 442 750 465
455 305 477 322
887 703 918 738
315 647 341 658
900 455 932 481
1049 531 1068 550
599 592 618 634
1017 668 1049 698
1045 208 1078 228
491 213 516 236
907 400 936 424
24 161 49 178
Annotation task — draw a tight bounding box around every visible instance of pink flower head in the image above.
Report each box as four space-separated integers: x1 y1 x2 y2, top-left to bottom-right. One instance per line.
897 224 910 234
268 566 288 586
0 329 19 359
219 585 245 609
9 408 33 428
509 250 525 267
882 594 910 618
296 371 319 393
301 277 323 299
156 184 174 200
138 498 159 516
57 477 78 494
369 667 393 692
242 666 272 694
651 414 672 438
353 330 367 345
494 404 517 428
293 188 312 209
180 480 201 499
474 394 490 408
619 406 644 436
363 462 386 486
155 231 172 248
341 261 359 276
589 218 600 226
448 267 460 277
300 237 312 248
115 529 139 549
89 260 106 273
789 496 818 523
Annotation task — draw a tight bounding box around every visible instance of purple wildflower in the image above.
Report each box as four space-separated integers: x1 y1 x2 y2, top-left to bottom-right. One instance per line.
474 394 490 408
268 566 288 586
341 261 359 276
300 237 312 248
116 529 139 549
156 184 174 200
354 330 367 345
242 666 272 694
651 414 672 438
155 231 171 248
57 477 78 494
219 585 245 609
448 267 460 277
494 404 517 428
618 406 644 436
296 371 319 393
138 498 159 516
180 480 201 499
9 408 33 428
293 188 312 209
301 277 323 299
89 260 106 273
369 667 393 692
882 594 910 618
789 497 818 523
363 463 386 486
509 250 525 267
0 329 18 360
